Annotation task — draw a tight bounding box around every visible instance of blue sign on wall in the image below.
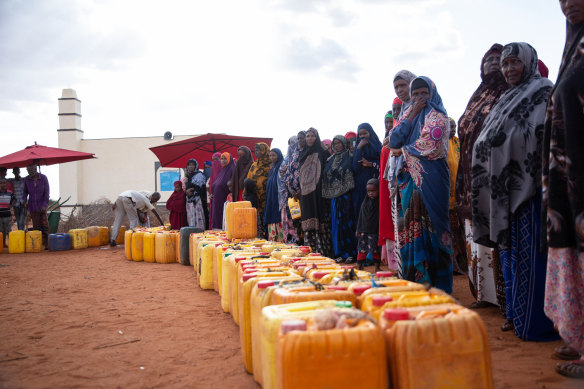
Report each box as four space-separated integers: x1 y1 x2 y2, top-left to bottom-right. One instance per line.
160 170 179 192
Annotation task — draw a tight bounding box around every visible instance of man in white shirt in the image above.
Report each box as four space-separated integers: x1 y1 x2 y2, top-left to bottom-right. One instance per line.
110 190 164 246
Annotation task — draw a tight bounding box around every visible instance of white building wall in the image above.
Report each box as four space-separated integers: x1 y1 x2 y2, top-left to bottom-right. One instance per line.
57 88 199 205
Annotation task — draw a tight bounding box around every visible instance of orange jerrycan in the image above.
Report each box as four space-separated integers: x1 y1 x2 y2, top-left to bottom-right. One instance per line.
257 299 350 388
85 226 100 247
276 313 387 389
381 305 493 389
98 226 110 246
124 230 133 260
131 231 144 262
155 231 176 263
143 232 156 263
111 225 126 245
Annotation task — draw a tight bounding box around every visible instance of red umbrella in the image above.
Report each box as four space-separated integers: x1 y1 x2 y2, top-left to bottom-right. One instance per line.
150 133 273 168
0 143 96 168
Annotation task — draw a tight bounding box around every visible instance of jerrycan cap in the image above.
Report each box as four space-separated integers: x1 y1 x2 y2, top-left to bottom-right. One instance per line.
260 252 270 256
335 301 353 308
243 268 258 274
257 280 275 289
312 271 328 280
309 253 321 257
299 246 311 253
341 265 355 270
383 308 410 321
281 319 307 334
327 285 348 291
352 285 372 296
242 273 257 282
289 257 302 262
372 295 394 307
235 256 247 263
376 271 394 278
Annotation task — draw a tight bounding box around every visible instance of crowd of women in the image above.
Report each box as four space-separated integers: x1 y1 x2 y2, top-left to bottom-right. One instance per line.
165 1 584 379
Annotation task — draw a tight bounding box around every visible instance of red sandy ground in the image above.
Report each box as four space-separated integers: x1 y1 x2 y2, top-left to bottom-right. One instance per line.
0 246 580 389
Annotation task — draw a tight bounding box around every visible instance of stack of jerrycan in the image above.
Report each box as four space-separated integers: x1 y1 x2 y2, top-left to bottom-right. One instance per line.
276 307 387 389
379 304 493 389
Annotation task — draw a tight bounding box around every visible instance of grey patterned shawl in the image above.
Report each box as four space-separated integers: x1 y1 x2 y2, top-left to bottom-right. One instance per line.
471 42 553 248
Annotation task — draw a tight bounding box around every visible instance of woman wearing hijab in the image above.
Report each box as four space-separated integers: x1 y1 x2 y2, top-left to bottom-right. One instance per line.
344 131 357 153
182 158 208 229
210 152 235 229
380 103 400 271
278 136 300 243
322 139 333 155
456 44 509 310
231 146 254 202
166 181 188 230
299 127 332 256
472 42 557 341
385 70 417 272
389 76 452 293
543 1 584 376
286 131 306 199
247 142 271 229
264 148 284 241
322 135 356 260
352 123 382 221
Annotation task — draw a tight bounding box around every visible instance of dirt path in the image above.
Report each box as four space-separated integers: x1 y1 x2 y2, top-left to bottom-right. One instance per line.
0 246 580 388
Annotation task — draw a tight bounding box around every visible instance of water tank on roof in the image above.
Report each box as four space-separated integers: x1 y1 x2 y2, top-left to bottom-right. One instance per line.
164 131 173 140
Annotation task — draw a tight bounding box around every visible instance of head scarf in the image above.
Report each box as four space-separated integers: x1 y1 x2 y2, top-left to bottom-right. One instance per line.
471 42 553 247
542 19 584 250
278 136 297 210
231 145 253 201
203 161 212 180
246 142 271 215
183 158 207 204
322 135 354 199
344 131 357 140
221 152 232 163
286 131 306 197
209 152 222 189
454 44 509 220
166 180 187 230
393 70 417 106
389 76 451 250
393 97 403 105
264 148 284 225
322 139 333 155
355 123 382 160
537 59 549 78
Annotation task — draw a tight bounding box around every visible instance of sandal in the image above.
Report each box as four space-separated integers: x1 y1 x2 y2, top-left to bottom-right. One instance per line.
469 301 492 309
553 345 581 361
555 360 584 379
344 257 355 264
501 320 514 332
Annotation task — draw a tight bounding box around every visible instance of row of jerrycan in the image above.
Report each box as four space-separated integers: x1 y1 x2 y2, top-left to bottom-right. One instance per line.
2 226 125 253
187 232 493 389
124 227 202 264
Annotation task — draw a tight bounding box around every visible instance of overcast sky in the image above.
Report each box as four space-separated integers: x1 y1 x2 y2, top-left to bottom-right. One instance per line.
0 0 567 197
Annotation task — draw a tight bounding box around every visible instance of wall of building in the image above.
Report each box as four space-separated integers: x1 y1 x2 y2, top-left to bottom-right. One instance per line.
57 89 199 205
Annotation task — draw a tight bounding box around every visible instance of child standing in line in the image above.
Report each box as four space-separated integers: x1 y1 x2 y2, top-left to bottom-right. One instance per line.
356 178 381 271
166 181 188 230
242 178 262 238
0 178 15 248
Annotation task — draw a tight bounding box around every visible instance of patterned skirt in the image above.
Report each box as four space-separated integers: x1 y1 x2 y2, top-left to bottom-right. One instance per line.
545 247 584 353
499 195 558 341
396 176 452 294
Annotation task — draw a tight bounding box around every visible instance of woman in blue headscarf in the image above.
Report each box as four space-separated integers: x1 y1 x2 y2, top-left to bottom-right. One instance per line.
389 76 453 293
264 148 284 241
352 123 382 221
